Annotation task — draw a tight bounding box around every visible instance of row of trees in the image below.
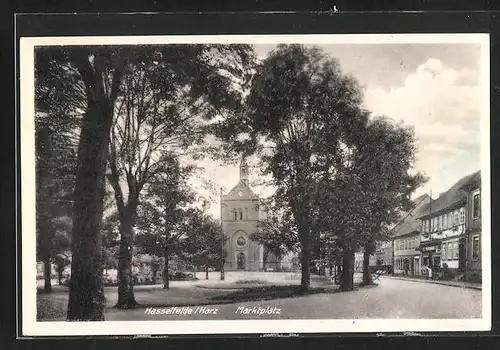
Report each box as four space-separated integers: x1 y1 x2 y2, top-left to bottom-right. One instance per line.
35 43 425 320
35 44 255 320
223 45 426 291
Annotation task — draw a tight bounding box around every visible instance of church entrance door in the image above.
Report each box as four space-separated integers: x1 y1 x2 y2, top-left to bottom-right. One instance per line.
237 252 246 270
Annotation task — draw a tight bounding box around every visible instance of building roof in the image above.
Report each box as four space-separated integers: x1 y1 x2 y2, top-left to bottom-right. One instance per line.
460 170 481 192
223 156 258 200
223 180 258 200
417 170 480 219
391 194 432 238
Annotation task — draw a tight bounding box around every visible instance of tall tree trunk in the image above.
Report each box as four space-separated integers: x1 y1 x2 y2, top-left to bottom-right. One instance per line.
300 238 311 292
66 50 126 321
293 199 311 292
151 263 157 285
163 245 170 289
319 255 325 276
262 249 268 271
340 248 355 291
67 106 110 321
363 242 374 285
205 265 209 280
58 266 63 285
43 257 52 293
362 248 372 285
115 218 138 308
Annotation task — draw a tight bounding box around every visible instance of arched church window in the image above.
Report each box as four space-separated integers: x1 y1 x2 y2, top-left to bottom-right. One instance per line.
245 208 249 220
239 209 243 220
233 209 237 221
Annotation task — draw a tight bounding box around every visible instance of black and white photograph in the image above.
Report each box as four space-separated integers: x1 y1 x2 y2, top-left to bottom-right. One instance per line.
20 34 490 335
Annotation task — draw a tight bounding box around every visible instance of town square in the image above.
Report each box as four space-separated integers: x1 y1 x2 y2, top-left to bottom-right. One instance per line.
24 34 488 333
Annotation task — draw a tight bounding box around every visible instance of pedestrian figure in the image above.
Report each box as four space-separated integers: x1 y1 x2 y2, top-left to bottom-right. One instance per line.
425 265 432 279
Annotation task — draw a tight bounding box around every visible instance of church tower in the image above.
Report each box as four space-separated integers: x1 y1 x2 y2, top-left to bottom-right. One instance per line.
221 157 264 271
240 157 249 186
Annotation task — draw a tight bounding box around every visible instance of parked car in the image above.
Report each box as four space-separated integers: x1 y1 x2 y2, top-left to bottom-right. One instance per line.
168 271 197 281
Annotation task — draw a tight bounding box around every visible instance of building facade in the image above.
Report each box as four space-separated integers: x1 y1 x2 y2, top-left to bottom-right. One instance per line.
461 172 482 282
392 194 431 276
417 172 479 274
375 240 394 267
221 158 281 271
354 251 377 272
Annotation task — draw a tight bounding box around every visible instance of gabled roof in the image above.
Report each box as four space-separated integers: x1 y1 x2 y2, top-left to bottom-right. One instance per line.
417 170 480 219
223 180 258 200
391 194 432 238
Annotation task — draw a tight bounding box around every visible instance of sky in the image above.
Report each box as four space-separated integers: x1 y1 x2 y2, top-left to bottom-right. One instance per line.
193 43 484 218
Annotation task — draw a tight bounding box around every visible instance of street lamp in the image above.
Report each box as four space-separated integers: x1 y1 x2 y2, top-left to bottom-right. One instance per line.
220 186 225 281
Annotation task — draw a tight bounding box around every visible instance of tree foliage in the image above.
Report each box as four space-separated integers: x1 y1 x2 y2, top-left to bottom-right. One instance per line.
36 46 133 320
35 109 76 292
315 116 427 289
135 156 196 288
35 44 256 315
216 44 368 291
102 44 256 306
178 209 226 272
250 197 299 262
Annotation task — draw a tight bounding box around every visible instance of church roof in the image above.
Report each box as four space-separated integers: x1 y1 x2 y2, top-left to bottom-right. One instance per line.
223 181 258 200
223 156 259 200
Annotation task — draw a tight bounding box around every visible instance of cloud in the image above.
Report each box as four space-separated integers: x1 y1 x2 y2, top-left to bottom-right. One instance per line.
363 58 482 195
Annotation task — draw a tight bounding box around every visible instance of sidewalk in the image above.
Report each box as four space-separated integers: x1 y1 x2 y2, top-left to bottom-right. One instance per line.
385 275 482 290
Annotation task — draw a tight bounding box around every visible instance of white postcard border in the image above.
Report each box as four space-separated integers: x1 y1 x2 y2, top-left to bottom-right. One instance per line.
20 33 491 336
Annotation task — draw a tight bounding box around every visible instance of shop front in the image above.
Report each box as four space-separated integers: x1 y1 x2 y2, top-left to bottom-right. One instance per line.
394 254 422 276
419 241 442 269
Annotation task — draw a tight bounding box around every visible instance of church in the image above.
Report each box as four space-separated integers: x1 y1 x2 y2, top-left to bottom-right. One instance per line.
221 158 283 271
221 158 263 271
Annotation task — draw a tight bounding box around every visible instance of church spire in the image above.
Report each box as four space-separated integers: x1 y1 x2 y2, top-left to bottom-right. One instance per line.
240 157 249 186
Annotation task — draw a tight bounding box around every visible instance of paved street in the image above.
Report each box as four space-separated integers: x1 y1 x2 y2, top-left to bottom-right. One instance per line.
103 275 481 321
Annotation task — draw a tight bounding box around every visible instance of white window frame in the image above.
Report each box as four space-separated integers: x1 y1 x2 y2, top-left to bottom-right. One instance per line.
453 241 459 260
459 207 465 225
472 235 480 260
472 190 481 220
447 242 453 260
